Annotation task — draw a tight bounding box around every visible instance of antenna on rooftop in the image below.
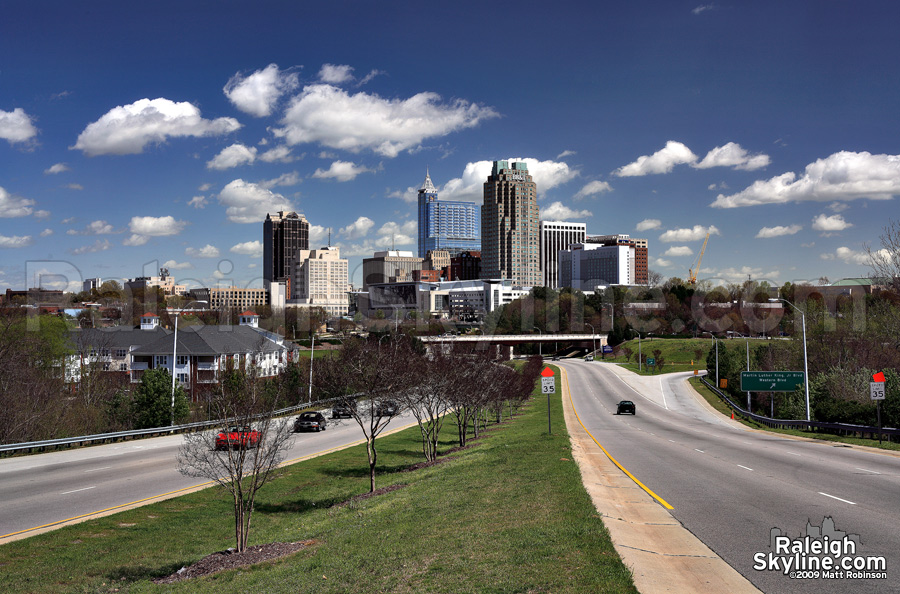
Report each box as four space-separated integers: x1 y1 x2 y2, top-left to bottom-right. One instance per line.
328 227 332 247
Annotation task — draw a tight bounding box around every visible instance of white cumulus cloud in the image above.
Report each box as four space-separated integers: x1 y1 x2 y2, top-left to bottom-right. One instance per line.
812 213 852 233
540 202 592 220
375 221 417 247
0 186 35 217
273 84 498 157
832 246 870 265
258 145 295 163
73 98 241 156
44 163 70 175
340 216 375 239
124 215 187 246
67 220 115 235
658 224 720 243
0 234 33 248
614 141 698 177
318 64 355 84
230 240 263 257
712 151 900 208
695 142 770 171
312 160 374 182
188 195 208 208
574 180 612 199
185 244 220 258
663 246 694 257
756 224 802 238
0 108 38 144
218 179 295 223
636 219 662 232
207 143 257 170
163 260 193 270
259 171 301 189
223 64 299 117
71 239 111 255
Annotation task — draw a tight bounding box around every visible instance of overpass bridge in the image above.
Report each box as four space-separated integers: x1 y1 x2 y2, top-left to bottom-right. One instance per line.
417 333 608 358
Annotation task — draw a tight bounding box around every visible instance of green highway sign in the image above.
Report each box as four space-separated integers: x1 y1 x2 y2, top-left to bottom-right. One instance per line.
740 371 805 392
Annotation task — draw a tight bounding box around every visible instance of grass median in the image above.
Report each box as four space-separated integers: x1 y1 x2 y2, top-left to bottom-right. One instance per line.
0 380 637 593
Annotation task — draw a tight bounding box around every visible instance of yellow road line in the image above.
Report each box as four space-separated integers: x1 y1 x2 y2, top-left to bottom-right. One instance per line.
561 366 674 510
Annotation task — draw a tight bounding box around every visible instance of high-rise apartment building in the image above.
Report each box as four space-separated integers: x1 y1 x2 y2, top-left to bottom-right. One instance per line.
481 161 540 286
263 211 309 288
417 170 480 257
540 221 586 289
290 246 349 317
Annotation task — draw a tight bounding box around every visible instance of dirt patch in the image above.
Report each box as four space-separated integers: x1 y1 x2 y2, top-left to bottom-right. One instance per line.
330 483 407 508
152 540 315 583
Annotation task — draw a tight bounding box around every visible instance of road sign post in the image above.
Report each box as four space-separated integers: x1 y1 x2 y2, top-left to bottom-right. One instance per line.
871 381 885 443
541 368 555 435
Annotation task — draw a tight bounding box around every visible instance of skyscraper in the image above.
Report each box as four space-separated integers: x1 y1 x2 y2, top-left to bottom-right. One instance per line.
540 221 586 289
481 161 540 286
417 170 480 258
263 211 309 287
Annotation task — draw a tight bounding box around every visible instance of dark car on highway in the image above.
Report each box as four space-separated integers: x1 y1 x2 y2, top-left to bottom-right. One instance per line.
375 400 399 417
616 400 636 415
332 403 356 419
294 412 328 432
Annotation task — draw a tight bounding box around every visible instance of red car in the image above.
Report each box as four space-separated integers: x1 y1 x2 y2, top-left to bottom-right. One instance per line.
215 426 260 450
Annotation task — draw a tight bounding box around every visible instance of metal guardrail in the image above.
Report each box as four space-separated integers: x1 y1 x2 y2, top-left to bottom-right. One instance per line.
698 375 899 440
0 398 339 457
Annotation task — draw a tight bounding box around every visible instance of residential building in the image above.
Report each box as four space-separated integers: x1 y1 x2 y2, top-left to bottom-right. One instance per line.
263 211 310 291
417 170 480 257
481 160 540 286
540 221 586 289
65 313 171 382
558 243 635 291
289 246 349 317
362 251 424 290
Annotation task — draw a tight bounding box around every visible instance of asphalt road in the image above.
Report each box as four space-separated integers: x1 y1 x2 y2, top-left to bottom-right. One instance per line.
0 411 417 542
561 360 900 594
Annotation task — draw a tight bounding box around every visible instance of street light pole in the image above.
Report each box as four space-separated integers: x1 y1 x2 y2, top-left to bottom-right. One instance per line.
773 298 811 423
170 300 206 426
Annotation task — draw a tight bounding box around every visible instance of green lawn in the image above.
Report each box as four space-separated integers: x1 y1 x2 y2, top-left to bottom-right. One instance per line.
0 377 636 593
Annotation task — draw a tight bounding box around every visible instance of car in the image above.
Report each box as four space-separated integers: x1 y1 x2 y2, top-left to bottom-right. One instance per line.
616 400 636 415
585 355 594 361
331 404 356 419
294 411 328 432
375 400 399 417
551 356 560 361
215 426 260 450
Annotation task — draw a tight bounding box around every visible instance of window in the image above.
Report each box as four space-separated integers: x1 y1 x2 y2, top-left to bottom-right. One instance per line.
177 373 188 383
154 355 168 367
116 349 127 358
177 355 189 366
119 363 127 371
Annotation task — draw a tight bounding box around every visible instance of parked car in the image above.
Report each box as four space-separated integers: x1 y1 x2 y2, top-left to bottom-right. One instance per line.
616 400 636 415
294 411 328 432
332 403 356 419
215 426 260 450
375 400 399 417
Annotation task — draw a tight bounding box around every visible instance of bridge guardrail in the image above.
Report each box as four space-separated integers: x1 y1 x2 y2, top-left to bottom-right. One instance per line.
698 375 899 440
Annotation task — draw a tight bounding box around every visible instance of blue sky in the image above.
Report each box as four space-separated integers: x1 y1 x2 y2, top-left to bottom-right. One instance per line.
2 1 899 291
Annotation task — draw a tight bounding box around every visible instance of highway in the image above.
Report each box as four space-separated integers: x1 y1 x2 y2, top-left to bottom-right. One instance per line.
561 360 900 594
0 412 417 543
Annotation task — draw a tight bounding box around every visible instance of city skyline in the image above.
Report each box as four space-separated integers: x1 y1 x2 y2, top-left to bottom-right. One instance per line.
2 2 899 291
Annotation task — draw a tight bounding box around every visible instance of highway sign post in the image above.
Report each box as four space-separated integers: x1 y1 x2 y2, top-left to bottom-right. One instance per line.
740 371 805 392
541 367 555 435
871 381 885 443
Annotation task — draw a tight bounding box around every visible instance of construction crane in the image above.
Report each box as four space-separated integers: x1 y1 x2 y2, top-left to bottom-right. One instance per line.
688 232 710 285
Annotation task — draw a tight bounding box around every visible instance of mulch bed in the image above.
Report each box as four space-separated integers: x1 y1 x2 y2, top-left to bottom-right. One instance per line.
152 540 315 583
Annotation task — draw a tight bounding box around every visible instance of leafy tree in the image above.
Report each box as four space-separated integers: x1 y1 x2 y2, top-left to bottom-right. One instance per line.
132 368 190 428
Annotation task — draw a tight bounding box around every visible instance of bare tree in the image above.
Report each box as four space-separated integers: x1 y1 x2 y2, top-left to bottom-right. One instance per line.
867 219 900 294
315 335 416 492
177 365 294 552
400 346 455 461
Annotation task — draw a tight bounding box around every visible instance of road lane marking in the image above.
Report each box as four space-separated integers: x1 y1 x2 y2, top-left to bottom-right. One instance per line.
60 486 96 495
561 367 674 510
694 449 704 453
658 378 670 410
855 467 881 475
737 465 753 471
84 467 111 473
819 492 856 505
668 439 675 443
786 452 801 456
